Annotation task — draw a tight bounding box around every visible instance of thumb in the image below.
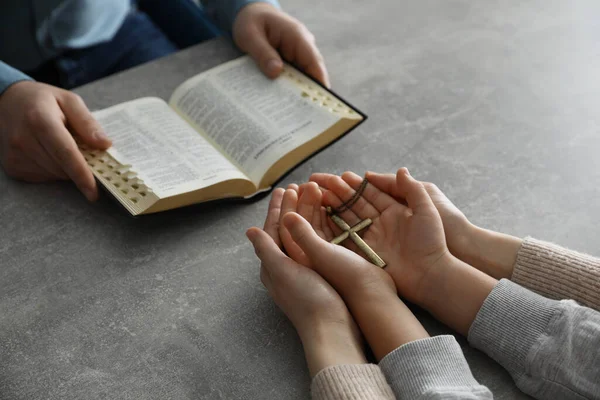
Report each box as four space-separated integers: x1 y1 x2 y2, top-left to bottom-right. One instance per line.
246 227 287 275
395 168 435 213
283 212 377 299
58 91 112 149
241 27 284 79
282 212 347 281
365 171 403 199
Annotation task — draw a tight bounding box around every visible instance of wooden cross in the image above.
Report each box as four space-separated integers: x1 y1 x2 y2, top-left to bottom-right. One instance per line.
327 207 386 268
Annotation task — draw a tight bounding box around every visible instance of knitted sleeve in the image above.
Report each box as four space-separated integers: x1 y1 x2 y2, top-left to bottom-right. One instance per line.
311 364 395 400
511 237 600 311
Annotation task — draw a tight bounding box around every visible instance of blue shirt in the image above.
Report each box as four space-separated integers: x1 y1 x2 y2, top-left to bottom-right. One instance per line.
0 0 279 95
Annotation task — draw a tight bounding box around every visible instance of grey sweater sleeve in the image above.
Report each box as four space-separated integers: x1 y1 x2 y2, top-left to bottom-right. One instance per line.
468 279 600 400
378 336 492 399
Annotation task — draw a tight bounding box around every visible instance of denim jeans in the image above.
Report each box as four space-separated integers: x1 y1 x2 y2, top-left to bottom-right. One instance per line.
31 0 221 89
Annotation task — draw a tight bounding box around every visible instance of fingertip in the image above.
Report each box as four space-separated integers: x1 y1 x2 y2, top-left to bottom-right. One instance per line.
365 171 380 184
91 130 112 148
320 64 331 88
306 181 320 193
96 138 112 150
272 187 285 197
246 227 259 243
298 181 321 202
283 211 312 234
309 173 325 186
82 185 98 202
396 168 410 184
341 170 362 184
282 212 321 249
287 187 300 199
267 189 285 218
307 61 330 88
265 59 284 79
282 211 299 229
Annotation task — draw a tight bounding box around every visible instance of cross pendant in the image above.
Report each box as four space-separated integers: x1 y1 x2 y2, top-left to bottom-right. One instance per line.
327 207 387 268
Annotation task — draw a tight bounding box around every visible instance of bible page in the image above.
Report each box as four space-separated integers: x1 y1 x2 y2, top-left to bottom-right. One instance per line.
93 97 250 199
169 56 340 185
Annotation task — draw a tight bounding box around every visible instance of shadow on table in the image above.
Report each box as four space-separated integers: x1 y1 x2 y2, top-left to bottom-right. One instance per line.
90 184 269 233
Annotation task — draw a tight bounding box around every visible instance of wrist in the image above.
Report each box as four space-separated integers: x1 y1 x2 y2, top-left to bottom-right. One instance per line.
447 220 479 263
299 318 366 378
466 226 523 280
420 254 497 336
0 80 30 105
352 294 429 361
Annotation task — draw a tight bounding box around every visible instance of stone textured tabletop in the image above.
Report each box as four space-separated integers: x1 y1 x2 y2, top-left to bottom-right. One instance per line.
2 1 600 399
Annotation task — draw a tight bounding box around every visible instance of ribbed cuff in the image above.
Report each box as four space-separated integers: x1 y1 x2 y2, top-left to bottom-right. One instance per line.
311 364 395 400
468 279 558 379
0 62 33 96
512 237 600 311
379 336 489 399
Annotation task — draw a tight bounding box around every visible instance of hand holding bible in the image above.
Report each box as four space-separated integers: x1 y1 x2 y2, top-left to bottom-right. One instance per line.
0 81 111 201
233 2 330 87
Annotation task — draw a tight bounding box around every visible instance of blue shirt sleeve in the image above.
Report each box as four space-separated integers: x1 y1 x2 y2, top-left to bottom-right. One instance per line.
0 61 33 96
200 0 280 32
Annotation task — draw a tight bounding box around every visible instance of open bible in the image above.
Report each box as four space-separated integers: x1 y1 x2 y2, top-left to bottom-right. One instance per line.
80 56 365 215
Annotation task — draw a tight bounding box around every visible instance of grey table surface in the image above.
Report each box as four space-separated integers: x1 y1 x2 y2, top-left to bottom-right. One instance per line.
2 0 600 399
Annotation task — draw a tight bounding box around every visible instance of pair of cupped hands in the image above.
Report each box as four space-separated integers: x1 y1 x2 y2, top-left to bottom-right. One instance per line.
246 168 478 376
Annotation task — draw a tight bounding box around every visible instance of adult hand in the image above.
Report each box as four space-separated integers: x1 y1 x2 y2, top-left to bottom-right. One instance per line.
0 81 111 201
233 2 330 87
310 168 450 306
280 182 429 360
246 188 365 377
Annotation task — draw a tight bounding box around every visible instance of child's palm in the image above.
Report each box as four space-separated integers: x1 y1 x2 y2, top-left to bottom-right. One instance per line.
311 169 448 303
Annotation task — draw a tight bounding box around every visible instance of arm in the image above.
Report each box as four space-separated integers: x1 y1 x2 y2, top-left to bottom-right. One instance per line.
0 61 32 96
416 250 600 400
281 182 492 399
365 174 600 311
247 188 394 399
424 183 600 311
313 168 600 399
469 279 600 400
